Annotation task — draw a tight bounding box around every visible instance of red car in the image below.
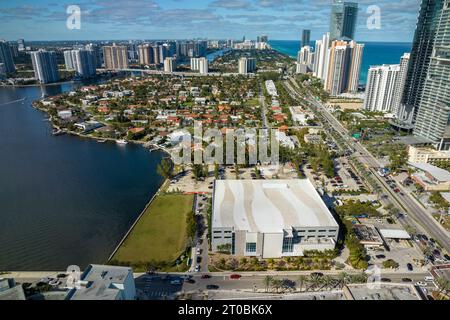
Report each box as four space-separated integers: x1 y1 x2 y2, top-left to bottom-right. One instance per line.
230 274 241 280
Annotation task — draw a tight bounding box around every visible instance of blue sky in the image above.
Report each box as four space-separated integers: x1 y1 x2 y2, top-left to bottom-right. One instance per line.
0 0 421 42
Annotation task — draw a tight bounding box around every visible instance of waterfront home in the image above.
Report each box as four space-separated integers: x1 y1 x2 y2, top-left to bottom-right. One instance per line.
58 110 73 120
75 121 104 133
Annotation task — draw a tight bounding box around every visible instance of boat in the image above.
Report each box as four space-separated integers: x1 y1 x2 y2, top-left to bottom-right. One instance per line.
52 129 65 136
97 139 107 143
116 139 128 145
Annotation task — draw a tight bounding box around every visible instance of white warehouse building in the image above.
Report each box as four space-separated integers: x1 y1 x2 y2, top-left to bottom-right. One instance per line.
212 180 339 258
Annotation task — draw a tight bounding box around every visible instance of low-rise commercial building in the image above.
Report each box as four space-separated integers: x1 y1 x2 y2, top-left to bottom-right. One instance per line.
66 264 136 300
408 145 450 166
212 179 339 258
410 162 450 191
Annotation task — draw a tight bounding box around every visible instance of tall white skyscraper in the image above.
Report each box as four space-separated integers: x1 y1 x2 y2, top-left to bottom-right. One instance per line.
297 46 314 66
30 50 59 84
64 49 96 78
238 57 256 74
313 33 330 82
364 64 400 113
191 57 208 74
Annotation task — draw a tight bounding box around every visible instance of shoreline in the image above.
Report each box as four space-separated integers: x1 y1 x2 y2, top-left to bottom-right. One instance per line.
30 99 176 267
0 80 76 88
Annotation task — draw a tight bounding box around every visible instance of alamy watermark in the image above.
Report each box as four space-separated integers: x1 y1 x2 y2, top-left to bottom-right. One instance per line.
66 5 81 30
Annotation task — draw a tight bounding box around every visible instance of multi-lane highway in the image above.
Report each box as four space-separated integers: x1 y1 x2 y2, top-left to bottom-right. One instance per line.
284 78 450 253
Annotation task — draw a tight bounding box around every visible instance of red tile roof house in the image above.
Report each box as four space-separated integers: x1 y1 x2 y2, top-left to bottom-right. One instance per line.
273 113 287 123
98 106 110 114
167 116 181 127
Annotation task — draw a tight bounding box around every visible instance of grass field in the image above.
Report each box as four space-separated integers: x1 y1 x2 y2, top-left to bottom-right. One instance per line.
111 194 194 270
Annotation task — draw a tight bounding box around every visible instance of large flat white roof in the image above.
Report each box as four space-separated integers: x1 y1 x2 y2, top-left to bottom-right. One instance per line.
213 179 339 233
410 162 450 182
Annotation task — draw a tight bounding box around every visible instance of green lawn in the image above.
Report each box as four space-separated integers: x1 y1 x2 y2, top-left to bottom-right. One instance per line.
111 194 194 269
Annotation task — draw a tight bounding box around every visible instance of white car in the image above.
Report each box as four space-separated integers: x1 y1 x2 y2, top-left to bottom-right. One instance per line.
416 282 427 287
196 248 201 255
195 265 201 272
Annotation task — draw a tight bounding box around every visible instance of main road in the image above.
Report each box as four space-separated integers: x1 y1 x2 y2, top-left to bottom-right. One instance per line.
284 78 450 253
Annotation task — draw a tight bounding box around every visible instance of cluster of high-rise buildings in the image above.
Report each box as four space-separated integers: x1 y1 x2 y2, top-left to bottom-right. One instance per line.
364 0 449 150
296 1 364 96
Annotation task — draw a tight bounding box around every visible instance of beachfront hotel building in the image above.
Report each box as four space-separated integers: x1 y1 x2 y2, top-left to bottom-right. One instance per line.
211 180 339 258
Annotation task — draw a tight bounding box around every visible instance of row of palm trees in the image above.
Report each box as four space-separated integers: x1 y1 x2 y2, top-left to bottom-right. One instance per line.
263 272 368 294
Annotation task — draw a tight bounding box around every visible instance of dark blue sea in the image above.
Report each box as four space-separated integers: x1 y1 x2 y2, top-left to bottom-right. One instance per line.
0 83 164 271
269 40 412 85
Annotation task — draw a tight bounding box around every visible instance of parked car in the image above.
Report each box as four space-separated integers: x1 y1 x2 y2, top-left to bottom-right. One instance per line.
407 263 414 271
230 274 242 280
206 285 219 290
186 279 196 284
402 278 413 283
195 265 201 272
381 278 392 283
376 255 386 259
201 274 212 279
196 256 202 264
170 279 183 285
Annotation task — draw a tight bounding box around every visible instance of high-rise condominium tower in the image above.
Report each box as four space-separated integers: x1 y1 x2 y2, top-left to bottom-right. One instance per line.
138 44 154 66
392 53 410 117
330 1 358 41
313 33 331 81
30 50 59 84
400 0 447 125
103 45 129 70
191 57 209 74
302 30 311 48
364 65 401 113
325 40 364 96
238 57 256 74
0 40 16 74
64 49 96 78
412 0 450 149
164 57 177 73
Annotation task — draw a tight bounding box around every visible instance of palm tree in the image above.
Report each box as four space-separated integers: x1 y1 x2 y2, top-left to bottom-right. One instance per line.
297 275 307 292
307 274 323 291
435 277 450 300
336 272 350 289
271 279 283 293
323 275 337 291
263 276 273 293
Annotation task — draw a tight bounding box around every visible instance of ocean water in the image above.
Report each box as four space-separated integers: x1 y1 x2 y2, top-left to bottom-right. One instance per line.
0 84 164 271
269 40 412 85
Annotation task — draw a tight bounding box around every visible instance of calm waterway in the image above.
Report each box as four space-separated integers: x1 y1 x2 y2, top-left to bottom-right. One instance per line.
0 82 164 271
